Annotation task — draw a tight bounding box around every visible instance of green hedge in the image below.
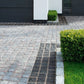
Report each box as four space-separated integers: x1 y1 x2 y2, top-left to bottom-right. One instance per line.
60 29 84 62
48 10 57 21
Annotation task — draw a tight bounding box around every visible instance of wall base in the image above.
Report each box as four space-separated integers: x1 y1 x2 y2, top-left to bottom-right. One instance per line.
33 20 47 23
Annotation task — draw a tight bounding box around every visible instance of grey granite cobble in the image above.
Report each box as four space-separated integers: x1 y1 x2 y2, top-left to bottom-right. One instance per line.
56 76 64 84
0 81 9 84
8 81 17 84
56 68 64 76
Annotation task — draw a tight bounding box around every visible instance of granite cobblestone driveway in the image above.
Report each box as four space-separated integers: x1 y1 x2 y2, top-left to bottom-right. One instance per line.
0 16 84 84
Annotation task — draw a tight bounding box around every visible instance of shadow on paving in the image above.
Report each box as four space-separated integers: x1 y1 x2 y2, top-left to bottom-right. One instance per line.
28 43 56 84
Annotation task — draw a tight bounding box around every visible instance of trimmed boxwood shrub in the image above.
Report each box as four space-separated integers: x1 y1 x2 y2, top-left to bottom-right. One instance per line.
60 29 84 62
48 10 57 21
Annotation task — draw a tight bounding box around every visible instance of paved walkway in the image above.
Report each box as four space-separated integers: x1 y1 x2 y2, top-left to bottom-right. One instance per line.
0 16 84 84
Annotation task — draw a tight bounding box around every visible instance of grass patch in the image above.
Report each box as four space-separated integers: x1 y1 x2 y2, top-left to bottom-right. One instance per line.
64 62 84 84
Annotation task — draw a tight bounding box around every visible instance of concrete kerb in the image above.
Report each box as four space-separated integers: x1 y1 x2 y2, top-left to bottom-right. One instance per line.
56 48 64 84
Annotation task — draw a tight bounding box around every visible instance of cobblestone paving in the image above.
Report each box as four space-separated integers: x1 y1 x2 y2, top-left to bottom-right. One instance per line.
28 43 56 84
0 16 84 84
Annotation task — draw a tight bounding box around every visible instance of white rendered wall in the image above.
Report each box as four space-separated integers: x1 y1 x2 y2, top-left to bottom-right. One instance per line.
34 0 48 20
49 0 62 14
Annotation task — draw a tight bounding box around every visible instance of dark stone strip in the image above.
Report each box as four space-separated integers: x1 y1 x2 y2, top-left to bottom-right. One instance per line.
58 15 68 25
0 16 68 25
28 43 56 84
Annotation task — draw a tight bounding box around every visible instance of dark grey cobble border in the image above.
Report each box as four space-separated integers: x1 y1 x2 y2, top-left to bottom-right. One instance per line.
28 43 56 84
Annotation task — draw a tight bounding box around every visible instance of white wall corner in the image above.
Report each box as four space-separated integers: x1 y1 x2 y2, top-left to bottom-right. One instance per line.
33 0 48 20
